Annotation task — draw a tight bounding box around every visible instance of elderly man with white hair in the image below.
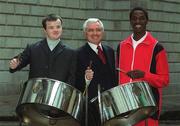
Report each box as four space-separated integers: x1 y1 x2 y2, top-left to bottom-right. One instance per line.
75 18 117 126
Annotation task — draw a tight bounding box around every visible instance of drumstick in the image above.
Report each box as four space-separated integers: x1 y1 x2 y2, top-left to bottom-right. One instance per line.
83 61 93 95
116 68 127 74
17 53 22 63
87 60 92 70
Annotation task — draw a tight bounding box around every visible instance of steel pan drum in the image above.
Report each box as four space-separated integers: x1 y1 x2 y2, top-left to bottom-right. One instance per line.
16 78 84 126
91 81 157 126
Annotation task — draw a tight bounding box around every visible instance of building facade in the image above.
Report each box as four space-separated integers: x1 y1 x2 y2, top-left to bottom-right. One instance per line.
0 0 180 125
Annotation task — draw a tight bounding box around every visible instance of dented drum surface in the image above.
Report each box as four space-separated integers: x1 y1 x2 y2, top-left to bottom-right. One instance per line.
16 78 84 126
91 81 157 126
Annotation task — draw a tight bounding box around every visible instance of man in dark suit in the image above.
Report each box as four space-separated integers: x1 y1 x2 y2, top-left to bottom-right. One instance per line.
75 18 117 126
9 14 76 86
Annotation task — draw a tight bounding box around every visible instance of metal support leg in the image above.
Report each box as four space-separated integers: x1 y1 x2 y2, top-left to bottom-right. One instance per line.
19 120 22 126
85 89 88 126
145 119 148 126
98 84 103 126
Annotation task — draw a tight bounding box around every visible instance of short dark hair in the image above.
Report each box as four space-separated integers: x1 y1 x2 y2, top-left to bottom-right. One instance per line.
42 14 63 29
129 7 149 20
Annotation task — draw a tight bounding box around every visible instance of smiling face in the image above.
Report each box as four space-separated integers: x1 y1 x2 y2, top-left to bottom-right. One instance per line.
44 19 62 40
85 22 104 45
130 10 148 40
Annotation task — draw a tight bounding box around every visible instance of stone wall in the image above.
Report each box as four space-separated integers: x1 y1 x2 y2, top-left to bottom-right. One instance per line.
0 0 180 125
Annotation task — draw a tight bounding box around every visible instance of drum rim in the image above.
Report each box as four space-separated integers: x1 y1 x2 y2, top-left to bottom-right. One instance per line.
108 80 149 93
28 77 83 94
16 103 81 122
16 77 84 125
90 81 149 102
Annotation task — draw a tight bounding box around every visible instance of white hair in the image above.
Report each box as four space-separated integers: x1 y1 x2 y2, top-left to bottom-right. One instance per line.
83 18 104 32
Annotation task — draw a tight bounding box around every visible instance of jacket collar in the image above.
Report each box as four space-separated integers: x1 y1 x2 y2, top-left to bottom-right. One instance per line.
84 43 114 71
40 38 65 57
125 32 155 46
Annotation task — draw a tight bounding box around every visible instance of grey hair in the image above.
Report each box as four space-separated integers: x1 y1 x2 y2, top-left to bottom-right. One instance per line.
83 18 104 32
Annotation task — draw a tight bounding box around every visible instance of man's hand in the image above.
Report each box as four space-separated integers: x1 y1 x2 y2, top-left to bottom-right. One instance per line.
126 69 145 79
85 66 94 81
83 61 94 95
9 58 20 69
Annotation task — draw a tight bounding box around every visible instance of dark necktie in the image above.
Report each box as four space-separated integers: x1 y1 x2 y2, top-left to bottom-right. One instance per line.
97 46 106 64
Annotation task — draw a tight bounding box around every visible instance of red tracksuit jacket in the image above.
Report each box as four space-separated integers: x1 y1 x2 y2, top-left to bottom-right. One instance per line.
117 32 169 126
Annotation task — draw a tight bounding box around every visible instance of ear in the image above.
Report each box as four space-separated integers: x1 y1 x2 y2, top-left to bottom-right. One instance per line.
43 28 46 33
42 28 47 36
83 31 87 38
103 31 106 39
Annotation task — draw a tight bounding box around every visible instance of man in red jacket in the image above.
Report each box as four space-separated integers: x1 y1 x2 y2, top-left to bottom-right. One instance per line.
117 7 169 126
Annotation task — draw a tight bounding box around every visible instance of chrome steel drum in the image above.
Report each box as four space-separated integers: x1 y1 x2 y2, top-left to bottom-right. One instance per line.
16 78 84 126
91 81 157 126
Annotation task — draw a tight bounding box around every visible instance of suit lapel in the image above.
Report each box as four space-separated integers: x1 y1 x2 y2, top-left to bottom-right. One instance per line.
84 43 101 66
84 43 113 69
85 43 99 58
85 43 96 55
53 41 65 58
102 45 113 70
40 39 50 55
40 39 65 58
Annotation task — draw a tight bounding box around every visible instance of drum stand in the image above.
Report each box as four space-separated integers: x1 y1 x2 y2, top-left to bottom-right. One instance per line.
19 121 22 126
19 119 24 126
145 119 148 126
98 84 103 126
85 87 88 126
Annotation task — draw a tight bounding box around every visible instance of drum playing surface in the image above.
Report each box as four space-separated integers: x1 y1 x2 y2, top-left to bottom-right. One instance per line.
16 78 83 126
91 81 157 126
